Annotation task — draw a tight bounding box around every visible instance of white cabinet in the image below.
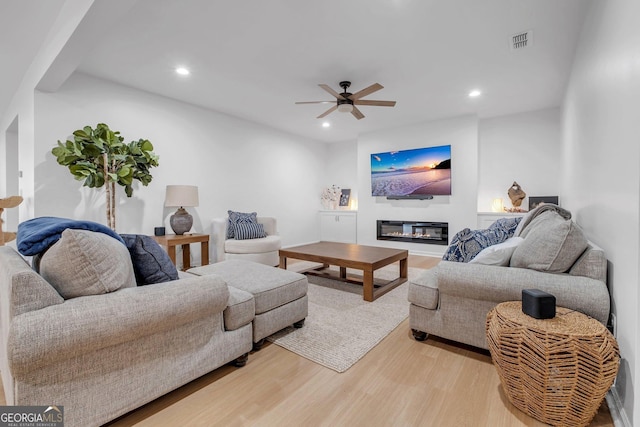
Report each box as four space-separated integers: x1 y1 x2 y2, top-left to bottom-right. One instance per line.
319 211 357 243
477 212 526 229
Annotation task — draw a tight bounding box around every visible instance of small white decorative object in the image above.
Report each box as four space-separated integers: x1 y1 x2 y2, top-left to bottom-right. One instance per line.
491 198 504 212
321 185 341 210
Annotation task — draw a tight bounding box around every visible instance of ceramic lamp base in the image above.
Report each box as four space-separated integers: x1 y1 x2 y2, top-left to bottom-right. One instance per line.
170 208 193 235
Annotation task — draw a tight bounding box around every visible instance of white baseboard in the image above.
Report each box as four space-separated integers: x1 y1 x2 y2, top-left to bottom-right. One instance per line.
408 249 444 258
281 240 321 249
606 386 631 427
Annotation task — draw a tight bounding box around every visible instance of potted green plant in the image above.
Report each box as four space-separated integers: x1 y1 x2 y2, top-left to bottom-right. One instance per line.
52 123 159 230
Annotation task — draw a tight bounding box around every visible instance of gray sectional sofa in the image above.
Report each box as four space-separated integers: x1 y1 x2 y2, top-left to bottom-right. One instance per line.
408 205 611 350
0 245 252 427
0 227 307 427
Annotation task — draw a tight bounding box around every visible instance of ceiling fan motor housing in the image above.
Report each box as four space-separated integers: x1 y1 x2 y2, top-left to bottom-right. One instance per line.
337 82 354 112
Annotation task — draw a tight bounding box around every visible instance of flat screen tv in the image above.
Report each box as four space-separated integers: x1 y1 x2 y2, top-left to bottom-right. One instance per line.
370 145 451 197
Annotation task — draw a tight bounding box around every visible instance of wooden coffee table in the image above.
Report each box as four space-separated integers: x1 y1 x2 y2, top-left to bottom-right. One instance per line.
279 241 408 302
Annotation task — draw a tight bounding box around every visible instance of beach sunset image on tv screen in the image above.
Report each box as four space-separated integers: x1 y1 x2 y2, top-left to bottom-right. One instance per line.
370 145 451 196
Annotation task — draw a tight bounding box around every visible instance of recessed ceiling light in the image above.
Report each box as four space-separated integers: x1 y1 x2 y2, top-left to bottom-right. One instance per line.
322 122 331 128
175 67 190 76
468 89 482 98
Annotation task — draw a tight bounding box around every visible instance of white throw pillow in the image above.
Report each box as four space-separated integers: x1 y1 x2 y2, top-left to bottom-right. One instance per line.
469 237 524 266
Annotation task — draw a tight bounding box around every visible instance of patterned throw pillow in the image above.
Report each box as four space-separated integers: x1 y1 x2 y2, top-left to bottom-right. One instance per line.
488 217 522 236
442 217 523 263
120 234 179 285
227 210 259 239
442 227 511 263
234 222 267 240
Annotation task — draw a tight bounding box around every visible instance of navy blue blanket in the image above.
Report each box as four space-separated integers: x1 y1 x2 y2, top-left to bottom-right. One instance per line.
17 217 124 256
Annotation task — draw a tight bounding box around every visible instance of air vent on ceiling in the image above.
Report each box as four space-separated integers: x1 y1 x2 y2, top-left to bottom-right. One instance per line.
510 30 533 50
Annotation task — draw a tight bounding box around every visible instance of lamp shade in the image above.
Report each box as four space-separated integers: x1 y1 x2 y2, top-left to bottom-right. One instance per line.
165 185 199 208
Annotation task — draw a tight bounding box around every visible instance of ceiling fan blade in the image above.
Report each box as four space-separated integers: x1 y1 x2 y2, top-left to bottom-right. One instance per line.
318 84 345 99
295 101 335 104
353 100 396 107
349 83 383 100
351 106 365 120
317 105 337 118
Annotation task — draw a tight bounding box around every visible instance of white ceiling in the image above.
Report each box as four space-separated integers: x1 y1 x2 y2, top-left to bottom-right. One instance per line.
3 0 590 143
0 0 66 126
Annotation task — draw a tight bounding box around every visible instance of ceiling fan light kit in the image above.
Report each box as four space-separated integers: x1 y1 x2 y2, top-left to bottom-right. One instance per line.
296 80 396 120
337 103 354 113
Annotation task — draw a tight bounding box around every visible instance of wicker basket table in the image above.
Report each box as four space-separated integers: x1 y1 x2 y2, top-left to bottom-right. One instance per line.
486 301 619 427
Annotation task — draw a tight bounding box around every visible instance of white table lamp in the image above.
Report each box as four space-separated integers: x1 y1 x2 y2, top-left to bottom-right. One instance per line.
165 185 199 235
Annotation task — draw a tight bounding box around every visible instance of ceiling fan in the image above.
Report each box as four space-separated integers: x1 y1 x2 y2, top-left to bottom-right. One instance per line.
295 81 396 120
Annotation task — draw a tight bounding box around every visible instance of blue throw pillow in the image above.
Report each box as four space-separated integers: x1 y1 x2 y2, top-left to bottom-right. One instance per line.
442 227 511 263
120 234 179 285
227 210 259 239
17 216 125 256
234 222 267 240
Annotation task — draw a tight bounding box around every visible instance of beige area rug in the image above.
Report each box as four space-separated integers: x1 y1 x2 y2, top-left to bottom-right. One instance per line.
268 263 423 373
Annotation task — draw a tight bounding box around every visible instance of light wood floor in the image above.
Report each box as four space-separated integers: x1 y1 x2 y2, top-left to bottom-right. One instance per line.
3 256 614 426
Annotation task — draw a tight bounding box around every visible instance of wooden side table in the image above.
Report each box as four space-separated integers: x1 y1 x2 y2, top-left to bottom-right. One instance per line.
486 301 619 427
153 233 209 270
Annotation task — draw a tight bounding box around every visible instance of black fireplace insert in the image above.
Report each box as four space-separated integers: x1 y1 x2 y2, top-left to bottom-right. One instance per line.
377 220 449 245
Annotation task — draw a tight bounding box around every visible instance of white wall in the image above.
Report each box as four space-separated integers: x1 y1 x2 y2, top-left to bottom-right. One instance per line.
329 110 563 255
4 124 20 233
562 0 640 424
34 73 327 260
0 0 96 226
356 115 478 256
478 108 562 212
325 140 358 208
